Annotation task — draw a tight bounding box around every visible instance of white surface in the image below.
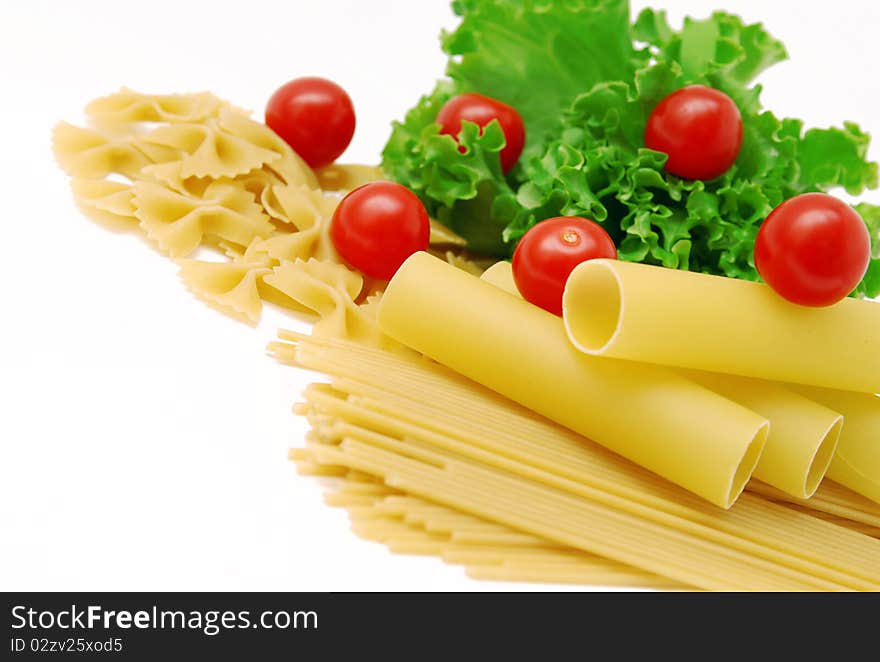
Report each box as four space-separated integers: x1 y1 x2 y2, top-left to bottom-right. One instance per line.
0 0 878 591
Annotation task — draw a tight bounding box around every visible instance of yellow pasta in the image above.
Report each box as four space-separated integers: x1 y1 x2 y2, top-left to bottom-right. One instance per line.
84 88 230 128
263 259 391 348
787 387 880 504
480 259 842 499
315 163 385 191
682 372 842 498
749 480 880 531
378 252 768 509
69 178 138 231
53 122 153 180
563 258 880 393
266 182 338 238
303 461 677 587
215 110 318 188
138 119 281 180
58 90 494 330
436 250 489 277
479 259 516 291
273 333 880 591
231 169 289 218
331 478 680 589
176 250 274 323
132 180 275 257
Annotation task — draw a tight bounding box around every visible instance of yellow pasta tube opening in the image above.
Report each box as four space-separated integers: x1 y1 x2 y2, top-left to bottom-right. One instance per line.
483 259 842 499
684 372 843 498
788 387 880 505
379 252 769 509
562 259 880 393
563 260 624 354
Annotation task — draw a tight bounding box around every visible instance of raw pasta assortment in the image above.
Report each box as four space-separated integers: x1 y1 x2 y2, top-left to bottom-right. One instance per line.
54 89 478 326
55 0 880 590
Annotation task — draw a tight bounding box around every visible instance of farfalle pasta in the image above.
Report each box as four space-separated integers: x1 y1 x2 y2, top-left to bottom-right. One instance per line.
85 88 231 128
139 119 282 180
177 255 274 323
216 110 318 189
53 123 154 180
69 178 137 231
132 180 274 257
264 258 390 348
315 164 384 192
56 89 477 327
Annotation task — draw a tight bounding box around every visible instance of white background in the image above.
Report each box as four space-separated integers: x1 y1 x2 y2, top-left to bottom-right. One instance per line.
1 0 878 591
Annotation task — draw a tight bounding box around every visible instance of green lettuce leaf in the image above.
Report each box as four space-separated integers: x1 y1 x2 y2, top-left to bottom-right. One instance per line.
381 0 880 296
381 81 516 255
443 0 639 154
854 202 880 298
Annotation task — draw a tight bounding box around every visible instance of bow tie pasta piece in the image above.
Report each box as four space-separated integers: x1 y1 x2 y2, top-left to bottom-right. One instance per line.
251 192 339 263
217 109 318 189
85 88 230 129
139 161 213 197
133 180 274 257
229 173 320 225
255 228 330 264
133 141 185 167
69 178 137 231
233 169 289 220
263 259 389 346
138 119 280 179
53 122 152 180
268 182 337 230
177 255 274 324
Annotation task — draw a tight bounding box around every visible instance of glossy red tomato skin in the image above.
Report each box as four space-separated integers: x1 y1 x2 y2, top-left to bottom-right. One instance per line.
754 193 871 307
645 85 743 180
436 93 526 173
265 77 355 169
330 182 430 281
512 216 618 316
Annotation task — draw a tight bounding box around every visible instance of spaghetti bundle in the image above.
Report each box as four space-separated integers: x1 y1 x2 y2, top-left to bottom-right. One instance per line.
296 457 681 588
271 333 880 591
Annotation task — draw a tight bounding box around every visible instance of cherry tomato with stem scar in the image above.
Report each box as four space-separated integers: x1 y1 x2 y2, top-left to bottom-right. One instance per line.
512 216 617 316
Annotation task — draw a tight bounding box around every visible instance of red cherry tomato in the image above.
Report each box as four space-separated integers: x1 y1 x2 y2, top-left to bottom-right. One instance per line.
330 182 430 281
645 85 742 180
436 93 525 173
512 216 617 316
265 77 355 169
754 193 870 307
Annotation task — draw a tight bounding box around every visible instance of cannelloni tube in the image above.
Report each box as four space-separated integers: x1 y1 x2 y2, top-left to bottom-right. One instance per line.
788 386 880 505
379 252 769 509
479 260 516 292
479 261 843 500
683 372 842 498
562 259 880 393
